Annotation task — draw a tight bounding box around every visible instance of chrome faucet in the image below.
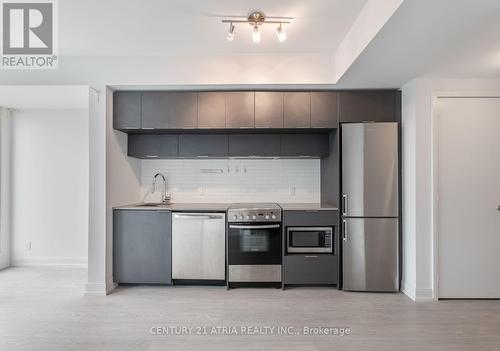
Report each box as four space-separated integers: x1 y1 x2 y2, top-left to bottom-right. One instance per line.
151 173 170 204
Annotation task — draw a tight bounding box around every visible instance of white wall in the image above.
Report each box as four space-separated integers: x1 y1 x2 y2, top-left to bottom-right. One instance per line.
0 109 12 270
11 109 89 266
141 159 320 204
401 78 500 301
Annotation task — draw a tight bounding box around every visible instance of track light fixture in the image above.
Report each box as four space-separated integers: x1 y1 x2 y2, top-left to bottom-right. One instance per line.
227 22 235 41
222 11 292 43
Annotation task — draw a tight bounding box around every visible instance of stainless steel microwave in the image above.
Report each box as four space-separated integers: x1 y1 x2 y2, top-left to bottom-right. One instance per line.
287 227 333 254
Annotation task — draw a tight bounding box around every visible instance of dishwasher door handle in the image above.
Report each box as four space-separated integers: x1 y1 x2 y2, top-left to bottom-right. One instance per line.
173 213 225 220
229 224 280 230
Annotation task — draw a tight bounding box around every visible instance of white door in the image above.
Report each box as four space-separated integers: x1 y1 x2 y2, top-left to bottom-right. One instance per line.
437 97 500 298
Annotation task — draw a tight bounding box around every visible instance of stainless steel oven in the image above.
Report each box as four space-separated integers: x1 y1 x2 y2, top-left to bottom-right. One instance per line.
287 227 333 254
227 204 282 284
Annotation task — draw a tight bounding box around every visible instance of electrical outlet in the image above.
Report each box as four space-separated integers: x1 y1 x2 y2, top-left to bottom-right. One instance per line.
25 241 32 251
289 187 296 196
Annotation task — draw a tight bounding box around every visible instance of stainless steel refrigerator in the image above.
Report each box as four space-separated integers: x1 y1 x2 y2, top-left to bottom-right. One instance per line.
341 122 399 292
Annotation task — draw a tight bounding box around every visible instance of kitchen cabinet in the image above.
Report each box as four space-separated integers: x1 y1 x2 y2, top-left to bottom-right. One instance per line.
113 210 172 284
128 134 178 158
225 92 255 128
178 134 228 157
168 92 198 129
141 92 169 129
283 209 338 226
284 92 311 128
311 92 338 128
339 91 397 122
280 134 329 158
228 134 281 157
255 92 283 128
283 255 338 285
113 91 141 130
198 92 226 128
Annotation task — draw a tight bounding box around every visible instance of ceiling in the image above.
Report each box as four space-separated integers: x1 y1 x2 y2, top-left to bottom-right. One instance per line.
338 0 500 87
60 0 368 55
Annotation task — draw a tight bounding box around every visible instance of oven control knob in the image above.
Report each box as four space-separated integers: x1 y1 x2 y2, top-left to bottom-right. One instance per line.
239 215 244 220
271 214 276 220
246 215 250 220
252 215 256 220
233 215 237 220
265 215 270 220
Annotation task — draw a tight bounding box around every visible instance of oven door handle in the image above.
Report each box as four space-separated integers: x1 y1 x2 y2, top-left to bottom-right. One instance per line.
229 224 281 230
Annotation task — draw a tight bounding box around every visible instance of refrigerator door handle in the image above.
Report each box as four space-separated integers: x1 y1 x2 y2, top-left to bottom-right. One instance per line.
342 194 348 216
342 219 348 242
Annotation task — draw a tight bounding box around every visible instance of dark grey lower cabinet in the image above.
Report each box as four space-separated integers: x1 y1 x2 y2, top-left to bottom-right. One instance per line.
283 255 338 285
113 210 172 284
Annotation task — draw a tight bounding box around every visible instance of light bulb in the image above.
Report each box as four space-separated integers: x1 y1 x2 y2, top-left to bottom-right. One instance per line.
276 24 287 42
252 25 260 43
227 23 235 41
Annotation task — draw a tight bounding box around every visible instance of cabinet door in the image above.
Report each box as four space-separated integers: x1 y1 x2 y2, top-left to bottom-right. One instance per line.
281 134 329 158
283 255 338 285
284 92 311 128
311 92 338 128
228 134 281 157
226 92 255 128
198 92 226 128
178 134 228 157
128 135 178 159
339 91 397 122
255 92 283 128
141 92 169 129
168 92 198 129
113 91 141 130
113 210 172 284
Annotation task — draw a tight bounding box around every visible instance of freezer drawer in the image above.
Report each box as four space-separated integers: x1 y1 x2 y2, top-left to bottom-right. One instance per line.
341 123 398 217
283 255 338 285
172 213 226 280
342 218 399 292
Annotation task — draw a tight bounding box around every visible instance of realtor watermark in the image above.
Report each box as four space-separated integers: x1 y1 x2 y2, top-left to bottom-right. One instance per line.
149 325 352 337
1 0 58 69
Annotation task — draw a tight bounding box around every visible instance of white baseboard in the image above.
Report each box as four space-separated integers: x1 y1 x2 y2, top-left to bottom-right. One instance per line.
11 256 88 267
83 281 117 296
402 280 435 302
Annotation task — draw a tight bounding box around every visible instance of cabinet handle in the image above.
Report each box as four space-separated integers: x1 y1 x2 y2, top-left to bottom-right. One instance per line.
197 155 209 158
145 155 159 158
141 127 154 130
304 255 318 258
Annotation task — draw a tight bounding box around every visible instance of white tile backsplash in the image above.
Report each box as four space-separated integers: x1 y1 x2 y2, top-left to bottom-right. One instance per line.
141 159 320 203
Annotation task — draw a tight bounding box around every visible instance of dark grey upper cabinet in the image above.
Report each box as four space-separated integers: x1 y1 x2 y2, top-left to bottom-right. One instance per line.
141 92 169 129
311 92 338 128
255 92 283 128
198 92 226 128
113 92 141 130
128 134 178 158
339 91 397 123
178 134 228 157
228 134 281 157
168 92 198 129
226 92 255 128
113 210 172 284
284 92 311 128
281 134 329 158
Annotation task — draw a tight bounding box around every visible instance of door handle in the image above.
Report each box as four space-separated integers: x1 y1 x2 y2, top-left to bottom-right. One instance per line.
343 219 348 243
304 255 318 258
342 194 348 216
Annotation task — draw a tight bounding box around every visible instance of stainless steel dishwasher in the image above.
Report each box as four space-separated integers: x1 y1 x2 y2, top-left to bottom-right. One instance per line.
171 212 226 281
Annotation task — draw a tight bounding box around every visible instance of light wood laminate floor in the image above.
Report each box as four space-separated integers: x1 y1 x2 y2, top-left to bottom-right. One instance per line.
1 266 499 351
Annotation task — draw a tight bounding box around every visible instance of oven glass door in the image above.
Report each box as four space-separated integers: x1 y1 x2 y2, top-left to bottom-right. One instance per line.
287 227 333 253
228 223 282 265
